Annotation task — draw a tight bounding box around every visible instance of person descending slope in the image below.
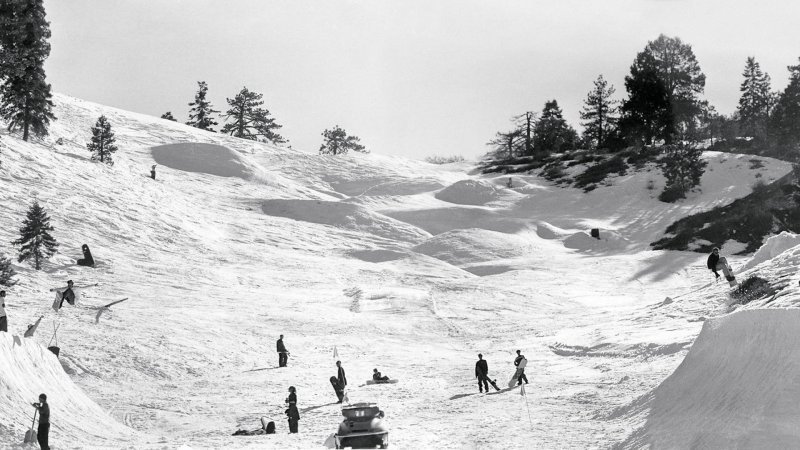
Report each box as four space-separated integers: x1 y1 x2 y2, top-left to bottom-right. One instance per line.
277 335 289 367
0 290 7 332
707 247 737 286
58 280 75 309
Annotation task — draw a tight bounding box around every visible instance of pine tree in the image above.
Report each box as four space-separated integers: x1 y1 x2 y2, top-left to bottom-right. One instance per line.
87 115 118 165
769 58 800 152
186 81 218 132
0 0 55 141
12 201 58 270
319 125 368 155
580 75 618 149
0 254 17 286
487 129 523 159
533 100 577 153
160 111 177 121
221 87 285 143
658 143 707 202
737 57 775 139
619 52 673 145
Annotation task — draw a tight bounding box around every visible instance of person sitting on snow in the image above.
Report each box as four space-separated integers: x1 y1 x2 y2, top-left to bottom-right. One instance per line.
372 368 390 382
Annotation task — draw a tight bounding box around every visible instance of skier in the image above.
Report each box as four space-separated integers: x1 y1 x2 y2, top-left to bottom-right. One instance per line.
514 350 529 385
336 360 347 403
285 386 299 433
32 393 50 450
0 290 7 332
372 368 389 382
277 334 289 367
58 280 75 309
475 353 490 393
77 244 95 267
707 247 736 284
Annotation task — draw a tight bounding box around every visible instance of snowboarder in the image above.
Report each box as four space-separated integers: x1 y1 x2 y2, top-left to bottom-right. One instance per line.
336 360 347 403
0 290 7 332
285 386 299 433
277 334 289 367
32 393 50 450
476 354 491 392
232 418 275 435
507 177 513 188
514 350 529 385
58 280 75 309
150 164 157 180
77 244 95 267
707 247 737 285
372 368 389 382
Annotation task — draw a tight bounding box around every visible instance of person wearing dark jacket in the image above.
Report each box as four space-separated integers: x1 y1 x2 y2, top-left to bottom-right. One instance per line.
336 360 347 399
475 354 490 393
514 350 529 385
33 393 50 450
707 247 721 279
285 386 299 433
372 368 390 381
0 290 7 333
77 244 95 267
277 335 288 367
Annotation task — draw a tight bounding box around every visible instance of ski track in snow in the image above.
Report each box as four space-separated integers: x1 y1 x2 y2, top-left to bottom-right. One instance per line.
0 93 795 448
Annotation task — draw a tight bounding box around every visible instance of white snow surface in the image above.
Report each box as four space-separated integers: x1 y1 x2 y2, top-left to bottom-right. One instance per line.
0 93 796 448
741 231 800 272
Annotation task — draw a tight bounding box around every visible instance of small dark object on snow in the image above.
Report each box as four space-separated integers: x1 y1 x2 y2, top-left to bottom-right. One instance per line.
47 346 59 357
150 164 157 180
590 228 600 239
77 244 95 267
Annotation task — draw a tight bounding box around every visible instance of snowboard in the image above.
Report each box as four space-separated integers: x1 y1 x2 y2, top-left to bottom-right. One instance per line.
719 257 737 287
366 379 398 385
330 376 345 402
488 378 501 391
508 369 524 388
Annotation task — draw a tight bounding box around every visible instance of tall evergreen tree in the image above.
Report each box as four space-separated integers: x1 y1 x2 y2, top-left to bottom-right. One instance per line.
620 52 673 145
533 100 577 153
0 254 17 286
769 58 800 151
221 87 285 143
12 201 58 270
319 125 368 155
737 57 775 139
580 75 618 149
0 0 55 141
86 115 117 165
160 111 177 121
186 81 218 132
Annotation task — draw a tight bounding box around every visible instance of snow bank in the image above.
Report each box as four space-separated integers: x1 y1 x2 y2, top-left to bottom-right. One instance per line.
742 231 800 272
535 221 570 240
261 199 430 242
0 334 133 445
434 179 512 205
412 229 533 266
151 142 253 178
620 309 800 449
563 230 630 252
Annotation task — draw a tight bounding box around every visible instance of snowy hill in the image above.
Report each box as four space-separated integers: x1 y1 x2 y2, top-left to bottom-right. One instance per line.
0 93 795 448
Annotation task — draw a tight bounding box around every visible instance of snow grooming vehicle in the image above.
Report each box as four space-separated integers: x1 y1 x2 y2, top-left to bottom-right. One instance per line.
334 402 389 449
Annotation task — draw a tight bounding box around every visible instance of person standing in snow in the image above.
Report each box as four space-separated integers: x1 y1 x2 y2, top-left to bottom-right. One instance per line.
150 164 157 180
285 386 299 433
32 393 50 450
336 360 347 402
514 350 529 385
475 353 490 393
0 290 7 332
277 335 289 367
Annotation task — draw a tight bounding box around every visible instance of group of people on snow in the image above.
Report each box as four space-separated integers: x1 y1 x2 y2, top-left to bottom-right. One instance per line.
475 351 529 393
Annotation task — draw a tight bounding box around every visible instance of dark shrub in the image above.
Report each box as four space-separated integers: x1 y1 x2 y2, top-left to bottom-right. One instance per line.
729 276 775 306
658 184 686 203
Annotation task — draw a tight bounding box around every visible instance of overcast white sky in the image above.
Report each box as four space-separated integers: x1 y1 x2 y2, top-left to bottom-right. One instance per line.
44 0 800 159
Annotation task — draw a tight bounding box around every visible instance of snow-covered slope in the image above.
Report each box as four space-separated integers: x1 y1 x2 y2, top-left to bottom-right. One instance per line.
0 93 794 448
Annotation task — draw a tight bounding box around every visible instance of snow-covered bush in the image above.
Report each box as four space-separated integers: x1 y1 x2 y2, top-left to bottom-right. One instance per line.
729 275 775 306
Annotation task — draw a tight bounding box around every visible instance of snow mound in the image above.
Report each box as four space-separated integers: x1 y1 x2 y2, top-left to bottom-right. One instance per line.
563 230 630 252
151 142 253 178
412 229 532 266
348 249 408 263
435 179 512 205
536 221 570 240
619 309 800 449
742 231 800 272
261 199 429 242
384 207 528 235
0 334 133 445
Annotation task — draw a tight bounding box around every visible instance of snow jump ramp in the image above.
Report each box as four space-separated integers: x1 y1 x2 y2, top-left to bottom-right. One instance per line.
621 309 800 449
